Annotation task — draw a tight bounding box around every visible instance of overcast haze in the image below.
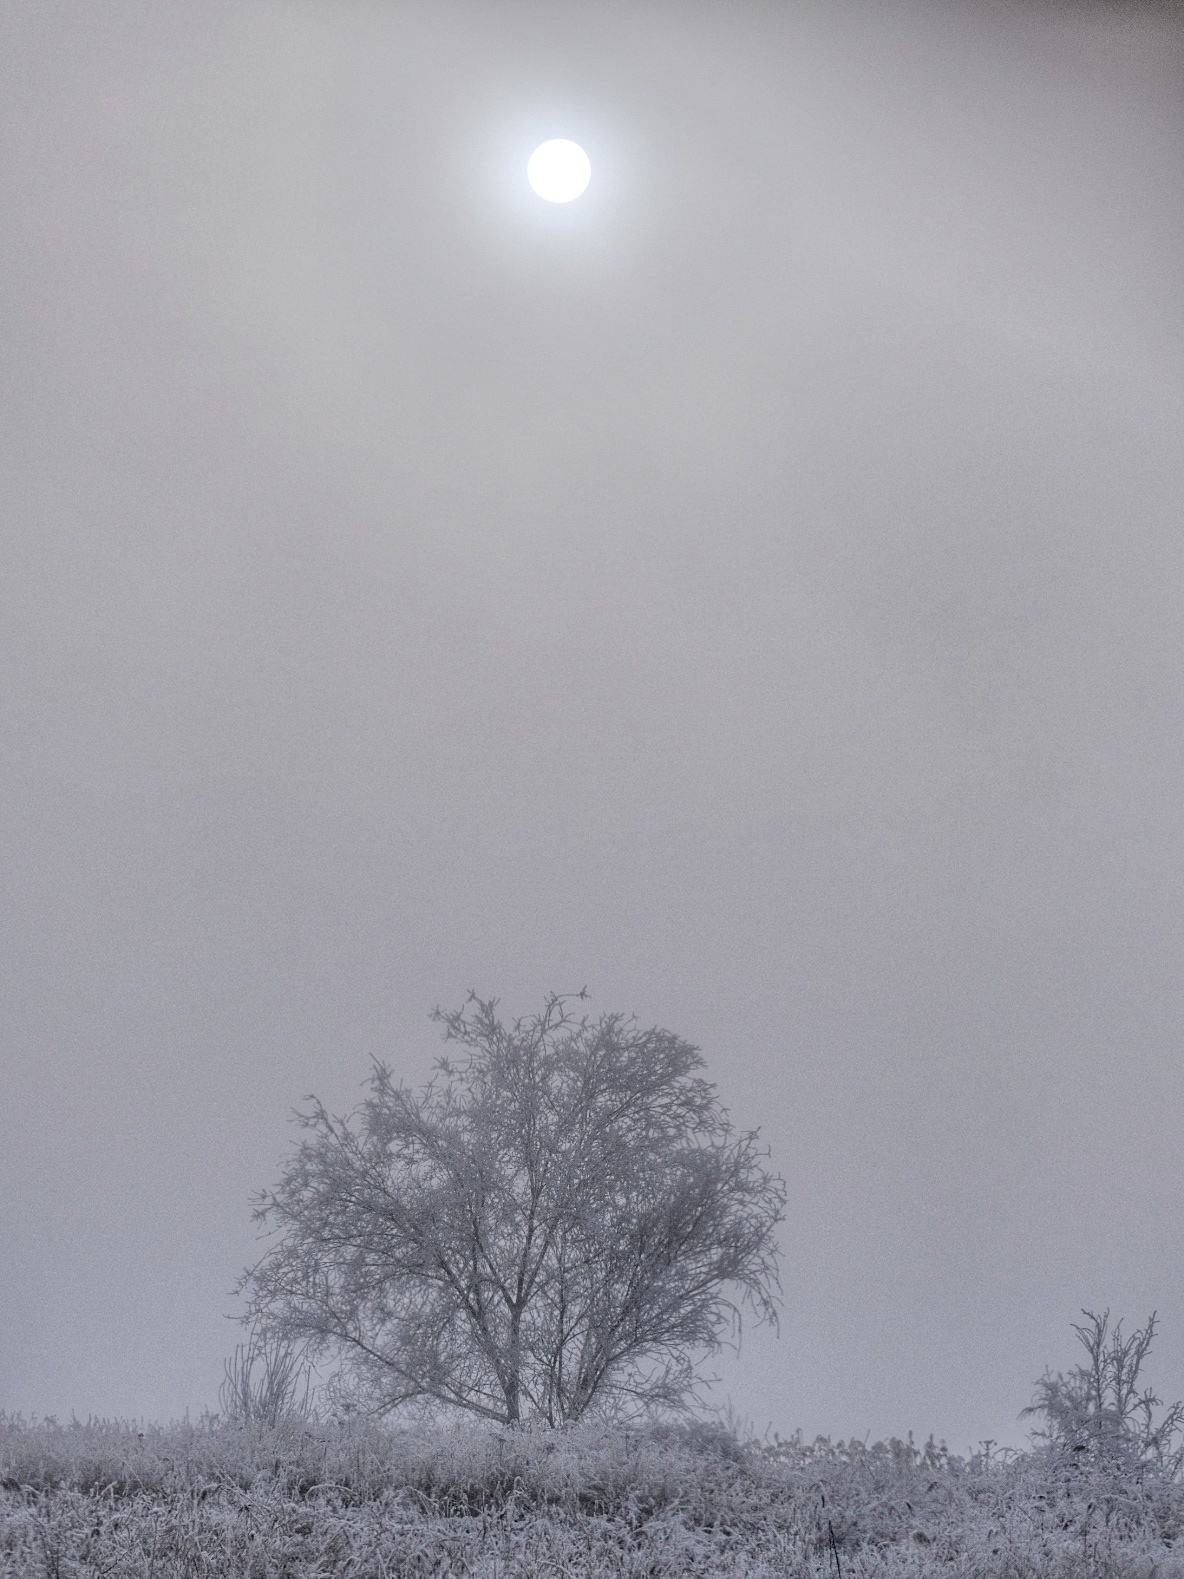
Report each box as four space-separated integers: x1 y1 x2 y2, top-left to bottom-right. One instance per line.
2 0 1182 1453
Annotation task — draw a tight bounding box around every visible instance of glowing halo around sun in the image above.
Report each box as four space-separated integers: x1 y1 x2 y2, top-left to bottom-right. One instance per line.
527 140 591 203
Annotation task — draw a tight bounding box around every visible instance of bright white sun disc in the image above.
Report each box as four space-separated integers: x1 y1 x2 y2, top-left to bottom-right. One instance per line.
527 140 591 203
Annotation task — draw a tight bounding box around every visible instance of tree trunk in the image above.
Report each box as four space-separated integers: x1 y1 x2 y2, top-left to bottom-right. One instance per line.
505 1308 522 1424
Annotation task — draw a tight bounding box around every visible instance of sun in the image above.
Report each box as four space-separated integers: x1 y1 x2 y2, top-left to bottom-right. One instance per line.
527 140 591 204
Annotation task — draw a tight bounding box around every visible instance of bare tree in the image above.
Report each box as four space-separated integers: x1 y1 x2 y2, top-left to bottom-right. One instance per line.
1023 1311 1184 1479
239 993 785 1426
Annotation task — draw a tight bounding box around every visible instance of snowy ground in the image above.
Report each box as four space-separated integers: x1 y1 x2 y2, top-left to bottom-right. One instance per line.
3 1413 1183 1576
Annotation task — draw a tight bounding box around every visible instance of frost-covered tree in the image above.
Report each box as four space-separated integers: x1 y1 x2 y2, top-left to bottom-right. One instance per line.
1022 1310 1184 1480
239 993 786 1426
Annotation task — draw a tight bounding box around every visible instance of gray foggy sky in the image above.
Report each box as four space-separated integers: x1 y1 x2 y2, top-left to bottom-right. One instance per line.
2 0 1182 1452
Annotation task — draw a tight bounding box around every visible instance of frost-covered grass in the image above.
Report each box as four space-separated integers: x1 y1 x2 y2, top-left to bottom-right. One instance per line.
3 1412 1184 1576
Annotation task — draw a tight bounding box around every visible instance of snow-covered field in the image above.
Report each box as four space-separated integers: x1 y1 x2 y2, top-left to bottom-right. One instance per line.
3 1412 1183 1577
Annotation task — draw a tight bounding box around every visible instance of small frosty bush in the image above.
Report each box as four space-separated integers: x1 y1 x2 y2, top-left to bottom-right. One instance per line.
1022 1310 1184 1482
219 1322 315 1428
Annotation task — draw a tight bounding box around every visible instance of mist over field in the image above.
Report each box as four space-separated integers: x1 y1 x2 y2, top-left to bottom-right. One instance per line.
2 0 1182 1466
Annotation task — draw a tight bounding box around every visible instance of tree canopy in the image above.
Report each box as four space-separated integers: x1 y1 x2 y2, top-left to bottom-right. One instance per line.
241 992 786 1425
